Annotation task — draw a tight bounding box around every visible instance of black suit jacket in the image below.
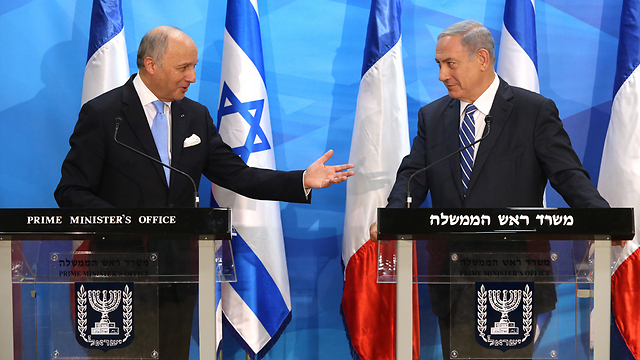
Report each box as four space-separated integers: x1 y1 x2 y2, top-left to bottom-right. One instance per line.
55 75 308 208
387 78 608 317
388 78 608 209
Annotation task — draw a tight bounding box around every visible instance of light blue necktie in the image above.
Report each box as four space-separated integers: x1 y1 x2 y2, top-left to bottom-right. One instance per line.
151 100 170 185
460 104 477 196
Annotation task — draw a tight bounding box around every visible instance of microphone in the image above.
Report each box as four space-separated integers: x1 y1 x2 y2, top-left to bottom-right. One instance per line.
114 117 200 208
405 115 493 208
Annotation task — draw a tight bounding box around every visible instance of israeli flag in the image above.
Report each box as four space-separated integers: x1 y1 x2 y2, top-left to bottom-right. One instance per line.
213 0 291 357
81 0 129 105
496 0 539 93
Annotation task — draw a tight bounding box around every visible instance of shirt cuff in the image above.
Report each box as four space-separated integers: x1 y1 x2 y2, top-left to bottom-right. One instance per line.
302 170 311 198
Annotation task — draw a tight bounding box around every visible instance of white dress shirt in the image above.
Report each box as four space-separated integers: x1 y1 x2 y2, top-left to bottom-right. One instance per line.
133 74 172 163
458 73 499 165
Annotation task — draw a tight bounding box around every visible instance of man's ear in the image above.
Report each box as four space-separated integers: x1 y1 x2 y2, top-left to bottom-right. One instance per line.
477 48 491 71
143 57 156 75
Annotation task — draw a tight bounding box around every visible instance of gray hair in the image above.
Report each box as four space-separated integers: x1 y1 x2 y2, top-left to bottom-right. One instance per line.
136 26 182 69
438 20 495 65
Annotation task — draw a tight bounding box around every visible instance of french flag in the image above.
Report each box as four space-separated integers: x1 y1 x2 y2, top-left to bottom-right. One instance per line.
73 0 129 280
341 0 417 358
81 0 129 105
598 0 640 358
69 0 130 350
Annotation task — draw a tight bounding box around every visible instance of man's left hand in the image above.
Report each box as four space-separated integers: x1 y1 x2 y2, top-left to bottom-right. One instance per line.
304 150 355 189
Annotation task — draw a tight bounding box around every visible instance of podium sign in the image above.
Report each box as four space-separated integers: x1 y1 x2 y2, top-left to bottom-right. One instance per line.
377 208 634 360
1 208 232 360
49 252 158 358
448 251 556 358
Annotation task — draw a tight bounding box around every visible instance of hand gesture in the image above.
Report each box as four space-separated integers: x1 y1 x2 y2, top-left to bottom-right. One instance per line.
304 150 354 189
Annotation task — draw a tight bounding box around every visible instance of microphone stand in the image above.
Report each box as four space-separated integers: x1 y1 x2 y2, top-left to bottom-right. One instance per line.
114 117 200 208
405 116 492 208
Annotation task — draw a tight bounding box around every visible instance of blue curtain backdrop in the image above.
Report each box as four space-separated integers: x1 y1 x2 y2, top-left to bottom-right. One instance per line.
0 0 624 359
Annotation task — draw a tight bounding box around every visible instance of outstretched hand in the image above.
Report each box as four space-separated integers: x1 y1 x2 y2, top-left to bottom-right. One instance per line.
304 150 355 189
370 222 378 242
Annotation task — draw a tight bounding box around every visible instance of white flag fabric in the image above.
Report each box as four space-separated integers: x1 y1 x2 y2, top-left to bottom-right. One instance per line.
212 0 291 357
598 0 640 357
81 0 129 105
496 0 539 93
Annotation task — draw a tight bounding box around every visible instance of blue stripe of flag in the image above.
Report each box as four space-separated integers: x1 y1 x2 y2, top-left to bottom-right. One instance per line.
361 0 402 77
225 0 266 82
228 232 290 336
503 0 537 69
86 0 125 63
209 197 288 336
614 0 640 95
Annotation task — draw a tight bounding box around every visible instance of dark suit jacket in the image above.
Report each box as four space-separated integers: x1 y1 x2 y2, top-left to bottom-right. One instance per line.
54 75 310 357
387 78 608 317
55 73 312 280
388 78 608 209
55 75 309 209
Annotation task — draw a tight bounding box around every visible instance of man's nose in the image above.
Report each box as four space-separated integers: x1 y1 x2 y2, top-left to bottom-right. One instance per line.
439 67 449 82
186 68 196 83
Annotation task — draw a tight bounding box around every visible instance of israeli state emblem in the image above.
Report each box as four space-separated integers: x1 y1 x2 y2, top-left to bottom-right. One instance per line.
75 282 134 351
476 282 533 351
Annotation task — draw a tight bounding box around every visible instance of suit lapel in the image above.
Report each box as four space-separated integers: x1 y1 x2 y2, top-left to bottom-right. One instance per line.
120 77 168 188
466 79 514 194
170 100 186 187
444 100 464 200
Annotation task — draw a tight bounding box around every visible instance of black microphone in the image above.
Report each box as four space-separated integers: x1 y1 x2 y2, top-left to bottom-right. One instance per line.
114 117 200 208
405 115 493 208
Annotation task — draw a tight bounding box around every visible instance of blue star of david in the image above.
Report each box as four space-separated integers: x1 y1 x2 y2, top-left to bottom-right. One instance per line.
216 82 271 162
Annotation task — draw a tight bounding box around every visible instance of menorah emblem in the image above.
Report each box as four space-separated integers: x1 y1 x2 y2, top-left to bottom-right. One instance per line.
488 289 522 335
476 283 533 348
88 289 122 335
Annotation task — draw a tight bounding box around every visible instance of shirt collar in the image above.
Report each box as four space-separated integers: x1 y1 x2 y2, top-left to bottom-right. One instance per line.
459 73 499 116
133 73 168 108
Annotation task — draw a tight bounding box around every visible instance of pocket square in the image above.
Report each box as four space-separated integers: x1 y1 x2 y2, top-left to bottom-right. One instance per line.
183 134 201 148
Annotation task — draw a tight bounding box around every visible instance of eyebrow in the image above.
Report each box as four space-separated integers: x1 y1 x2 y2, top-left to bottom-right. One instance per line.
175 60 198 67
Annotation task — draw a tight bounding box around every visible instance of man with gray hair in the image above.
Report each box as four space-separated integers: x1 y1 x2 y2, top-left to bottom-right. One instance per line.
370 20 608 359
56 25 354 359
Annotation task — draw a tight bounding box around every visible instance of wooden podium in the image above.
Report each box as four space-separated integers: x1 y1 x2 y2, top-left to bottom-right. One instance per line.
377 207 634 359
0 208 231 359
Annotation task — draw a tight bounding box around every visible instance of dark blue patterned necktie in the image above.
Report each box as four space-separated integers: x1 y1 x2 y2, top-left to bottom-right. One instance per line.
460 104 477 196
